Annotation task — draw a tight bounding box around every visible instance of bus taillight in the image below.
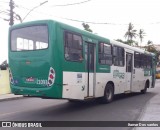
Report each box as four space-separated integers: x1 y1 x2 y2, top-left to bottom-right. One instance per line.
47 67 55 87
9 68 14 84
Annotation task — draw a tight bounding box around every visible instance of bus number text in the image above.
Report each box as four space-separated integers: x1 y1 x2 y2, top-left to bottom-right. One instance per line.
37 79 48 85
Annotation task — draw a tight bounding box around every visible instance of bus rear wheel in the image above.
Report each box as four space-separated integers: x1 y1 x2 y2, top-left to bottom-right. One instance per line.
141 82 148 94
100 84 114 103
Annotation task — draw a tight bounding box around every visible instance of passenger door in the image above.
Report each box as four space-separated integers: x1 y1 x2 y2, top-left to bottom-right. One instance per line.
125 53 133 91
85 42 96 97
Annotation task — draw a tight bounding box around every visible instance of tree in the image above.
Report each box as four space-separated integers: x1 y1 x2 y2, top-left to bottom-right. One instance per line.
145 40 160 63
0 60 8 70
124 23 137 40
146 40 157 53
139 29 146 47
115 39 138 46
124 23 137 46
147 40 153 46
82 23 93 32
115 39 126 43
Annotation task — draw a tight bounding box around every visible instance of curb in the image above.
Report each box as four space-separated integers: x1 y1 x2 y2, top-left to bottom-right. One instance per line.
0 95 24 102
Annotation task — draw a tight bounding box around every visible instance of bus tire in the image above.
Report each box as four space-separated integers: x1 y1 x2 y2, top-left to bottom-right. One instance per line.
101 83 114 103
141 82 148 94
68 99 80 103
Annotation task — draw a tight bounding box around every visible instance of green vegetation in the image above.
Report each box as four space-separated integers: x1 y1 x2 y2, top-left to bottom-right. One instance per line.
116 23 159 56
139 29 146 46
145 40 160 62
123 23 146 47
124 22 137 45
82 23 93 32
0 60 8 70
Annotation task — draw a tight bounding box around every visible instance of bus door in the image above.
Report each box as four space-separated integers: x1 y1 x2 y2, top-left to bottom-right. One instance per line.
85 42 96 97
126 53 133 91
151 57 156 88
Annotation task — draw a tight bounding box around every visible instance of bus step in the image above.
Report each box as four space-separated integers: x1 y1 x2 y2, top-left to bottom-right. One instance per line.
124 90 131 94
84 96 94 99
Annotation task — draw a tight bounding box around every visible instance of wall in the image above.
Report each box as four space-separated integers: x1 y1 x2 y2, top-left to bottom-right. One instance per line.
0 69 11 95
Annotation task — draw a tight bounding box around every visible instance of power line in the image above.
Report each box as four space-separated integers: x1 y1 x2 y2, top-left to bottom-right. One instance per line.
14 5 160 26
0 16 9 21
51 0 92 7
15 0 92 11
0 10 9 15
11 4 128 25
56 16 129 25
11 6 160 26
57 16 160 25
8 1 160 26
149 22 160 25
0 16 5 19
15 4 31 11
22 1 48 22
0 1 9 4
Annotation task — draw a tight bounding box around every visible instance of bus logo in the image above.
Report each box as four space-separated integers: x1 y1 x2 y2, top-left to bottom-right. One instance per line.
26 77 35 82
113 70 125 79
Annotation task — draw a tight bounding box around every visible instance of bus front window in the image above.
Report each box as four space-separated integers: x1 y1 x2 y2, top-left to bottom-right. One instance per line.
11 25 48 51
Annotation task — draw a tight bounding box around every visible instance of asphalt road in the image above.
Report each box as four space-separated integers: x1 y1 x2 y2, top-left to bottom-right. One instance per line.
0 79 160 130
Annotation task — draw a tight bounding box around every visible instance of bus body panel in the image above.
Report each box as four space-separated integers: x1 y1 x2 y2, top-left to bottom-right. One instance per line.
9 20 63 98
9 19 156 100
62 71 85 99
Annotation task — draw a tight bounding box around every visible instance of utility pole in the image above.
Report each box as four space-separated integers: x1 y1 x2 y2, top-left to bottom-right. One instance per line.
9 0 14 26
8 0 47 25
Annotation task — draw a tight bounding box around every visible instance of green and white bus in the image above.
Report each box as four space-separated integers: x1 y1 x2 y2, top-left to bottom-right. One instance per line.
9 20 156 103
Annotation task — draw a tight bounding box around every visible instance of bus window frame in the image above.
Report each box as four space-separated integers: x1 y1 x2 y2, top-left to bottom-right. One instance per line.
64 30 83 63
134 51 141 68
147 55 152 69
10 24 49 52
98 42 113 65
113 45 125 67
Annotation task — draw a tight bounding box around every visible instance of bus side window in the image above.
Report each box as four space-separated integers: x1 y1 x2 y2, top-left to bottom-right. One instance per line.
113 46 124 66
134 52 141 68
64 32 83 62
98 42 112 65
147 56 152 68
113 46 118 66
119 47 124 66
140 54 145 68
141 54 148 68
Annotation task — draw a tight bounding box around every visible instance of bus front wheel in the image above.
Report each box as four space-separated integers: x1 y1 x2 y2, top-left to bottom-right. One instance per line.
101 84 114 103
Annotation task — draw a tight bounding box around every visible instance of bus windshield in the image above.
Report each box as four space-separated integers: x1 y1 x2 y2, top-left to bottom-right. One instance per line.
10 25 48 51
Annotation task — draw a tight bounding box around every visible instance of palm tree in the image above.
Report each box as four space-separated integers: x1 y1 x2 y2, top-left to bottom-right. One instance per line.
115 39 125 43
139 29 145 43
139 29 146 48
124 23 137 46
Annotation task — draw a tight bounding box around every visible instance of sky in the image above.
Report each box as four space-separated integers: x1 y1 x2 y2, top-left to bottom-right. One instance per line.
1 0 160 63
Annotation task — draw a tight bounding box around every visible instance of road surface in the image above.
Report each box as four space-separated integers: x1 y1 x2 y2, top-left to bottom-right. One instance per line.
0 79 160 130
